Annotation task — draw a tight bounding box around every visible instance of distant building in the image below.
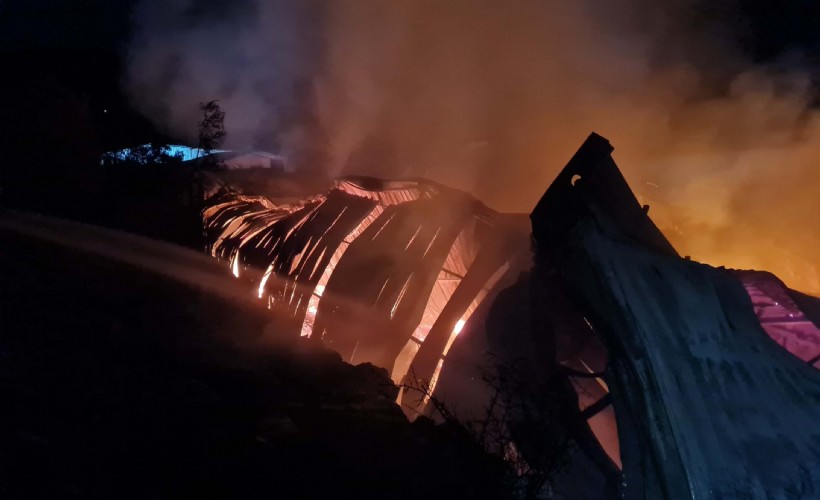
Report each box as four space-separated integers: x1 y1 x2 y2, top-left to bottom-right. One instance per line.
104 144 289 172
207 151 289 172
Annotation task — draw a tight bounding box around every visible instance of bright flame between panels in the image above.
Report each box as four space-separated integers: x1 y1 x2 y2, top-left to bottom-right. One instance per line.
454 319 466 335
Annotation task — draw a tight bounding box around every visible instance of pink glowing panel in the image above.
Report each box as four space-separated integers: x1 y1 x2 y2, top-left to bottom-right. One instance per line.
737 271 820 368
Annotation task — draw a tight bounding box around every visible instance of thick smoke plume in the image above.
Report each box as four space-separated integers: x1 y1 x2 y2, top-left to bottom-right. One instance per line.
126 0 820 292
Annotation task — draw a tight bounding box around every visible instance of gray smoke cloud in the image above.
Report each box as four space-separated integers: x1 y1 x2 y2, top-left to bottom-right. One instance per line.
126 0 323 154
125 0 820 292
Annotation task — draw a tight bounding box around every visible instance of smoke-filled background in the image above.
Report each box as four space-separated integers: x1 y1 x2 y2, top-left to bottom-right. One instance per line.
126 0 820 293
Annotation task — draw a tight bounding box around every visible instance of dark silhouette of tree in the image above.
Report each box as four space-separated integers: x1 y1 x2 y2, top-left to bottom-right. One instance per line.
101 143 183 168
401 359 574 499
197 100 226 170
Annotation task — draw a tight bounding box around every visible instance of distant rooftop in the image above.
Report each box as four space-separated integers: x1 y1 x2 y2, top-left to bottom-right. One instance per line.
104 145 289 171
106 144 227 163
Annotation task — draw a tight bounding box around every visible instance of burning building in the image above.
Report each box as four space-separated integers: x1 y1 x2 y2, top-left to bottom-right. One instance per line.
203 176 529 390
203 133 820 498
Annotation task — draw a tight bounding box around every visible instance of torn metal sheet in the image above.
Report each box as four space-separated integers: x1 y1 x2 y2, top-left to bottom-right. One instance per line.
531 133 820 499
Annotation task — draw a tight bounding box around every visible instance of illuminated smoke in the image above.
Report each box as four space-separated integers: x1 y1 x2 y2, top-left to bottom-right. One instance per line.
126 0 820 292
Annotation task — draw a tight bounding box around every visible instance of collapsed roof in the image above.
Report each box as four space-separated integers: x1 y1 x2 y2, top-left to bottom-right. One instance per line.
202 133 820 499
203 176 529 390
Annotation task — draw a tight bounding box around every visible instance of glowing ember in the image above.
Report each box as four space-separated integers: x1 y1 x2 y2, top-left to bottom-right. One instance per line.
258 266 273 298
231 252 240 277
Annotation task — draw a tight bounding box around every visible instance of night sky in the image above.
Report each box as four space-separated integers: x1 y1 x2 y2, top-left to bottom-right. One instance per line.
0 0 132 93
0 0 143 150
